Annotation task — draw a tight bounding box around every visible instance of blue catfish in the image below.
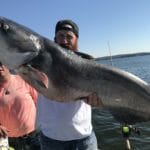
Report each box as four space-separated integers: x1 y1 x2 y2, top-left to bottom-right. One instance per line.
0 16 150 124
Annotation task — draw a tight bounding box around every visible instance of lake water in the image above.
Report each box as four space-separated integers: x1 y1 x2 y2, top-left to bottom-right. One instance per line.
92 54 150 150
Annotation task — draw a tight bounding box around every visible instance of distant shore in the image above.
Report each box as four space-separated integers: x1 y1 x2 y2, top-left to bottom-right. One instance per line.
96 52 150 60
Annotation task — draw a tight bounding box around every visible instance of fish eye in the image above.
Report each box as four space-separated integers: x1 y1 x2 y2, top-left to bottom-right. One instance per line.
0 22 9 31
3 24 9 31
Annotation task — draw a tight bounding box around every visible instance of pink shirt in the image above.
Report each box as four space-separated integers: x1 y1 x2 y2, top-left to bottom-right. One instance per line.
0 75 37 137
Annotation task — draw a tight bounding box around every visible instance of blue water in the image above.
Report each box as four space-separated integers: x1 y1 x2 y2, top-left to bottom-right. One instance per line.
93 54 150 150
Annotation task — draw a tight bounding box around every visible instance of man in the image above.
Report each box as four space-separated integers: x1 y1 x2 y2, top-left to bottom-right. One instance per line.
37 19 101 150
0 63 41 150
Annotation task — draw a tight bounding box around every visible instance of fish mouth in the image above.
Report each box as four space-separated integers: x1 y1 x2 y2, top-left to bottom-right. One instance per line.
14 63 49 89
0 51 39 70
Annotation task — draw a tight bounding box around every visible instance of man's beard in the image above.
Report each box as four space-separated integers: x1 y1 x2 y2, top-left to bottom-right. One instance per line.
59 44 71 49
59 44 78 52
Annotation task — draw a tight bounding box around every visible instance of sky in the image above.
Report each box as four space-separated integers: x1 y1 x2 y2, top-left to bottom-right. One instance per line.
1 0 150 57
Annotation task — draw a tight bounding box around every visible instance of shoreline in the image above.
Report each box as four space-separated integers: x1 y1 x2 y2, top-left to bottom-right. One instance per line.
97 52 150 60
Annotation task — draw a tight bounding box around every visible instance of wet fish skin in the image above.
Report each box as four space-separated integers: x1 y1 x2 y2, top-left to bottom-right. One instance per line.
0 16 150 124
0 16 42 69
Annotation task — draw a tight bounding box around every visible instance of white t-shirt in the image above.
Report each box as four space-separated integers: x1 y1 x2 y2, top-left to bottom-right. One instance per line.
36 95 92 141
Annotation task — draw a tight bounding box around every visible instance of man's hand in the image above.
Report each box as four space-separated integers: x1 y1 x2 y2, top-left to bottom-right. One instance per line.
0 125 8 138
84 93 103 107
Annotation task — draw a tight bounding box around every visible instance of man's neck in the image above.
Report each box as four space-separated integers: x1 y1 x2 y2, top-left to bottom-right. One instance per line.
0 75 11 87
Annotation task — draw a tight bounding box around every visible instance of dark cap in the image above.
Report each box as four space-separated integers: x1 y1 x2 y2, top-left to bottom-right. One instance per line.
55 19 79 37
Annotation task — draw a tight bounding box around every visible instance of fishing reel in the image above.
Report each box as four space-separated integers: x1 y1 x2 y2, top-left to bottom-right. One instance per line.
121 124 141 138
121 124 141 150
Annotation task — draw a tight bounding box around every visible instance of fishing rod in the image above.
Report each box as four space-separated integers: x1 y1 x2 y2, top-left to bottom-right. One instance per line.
122 125 132 150
107 41 113 66
121 124 141 150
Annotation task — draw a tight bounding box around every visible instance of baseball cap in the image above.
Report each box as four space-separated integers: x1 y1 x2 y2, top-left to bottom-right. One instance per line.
55 19 79 37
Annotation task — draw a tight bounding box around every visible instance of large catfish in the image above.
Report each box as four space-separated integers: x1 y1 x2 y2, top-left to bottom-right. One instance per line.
0 16 150 124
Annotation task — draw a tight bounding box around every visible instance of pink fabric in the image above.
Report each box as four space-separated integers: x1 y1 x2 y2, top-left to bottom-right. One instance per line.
0 75 38 137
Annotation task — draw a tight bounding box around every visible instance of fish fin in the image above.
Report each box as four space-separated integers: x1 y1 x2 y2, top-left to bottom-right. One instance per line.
27 65 49 88
34 71 49 89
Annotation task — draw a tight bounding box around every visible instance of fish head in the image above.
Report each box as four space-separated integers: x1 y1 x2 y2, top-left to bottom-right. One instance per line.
14 49 53 92
0 16 42 69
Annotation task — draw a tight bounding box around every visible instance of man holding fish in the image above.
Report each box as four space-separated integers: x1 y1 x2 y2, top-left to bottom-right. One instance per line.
37 19 101 150
1 16 150 149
